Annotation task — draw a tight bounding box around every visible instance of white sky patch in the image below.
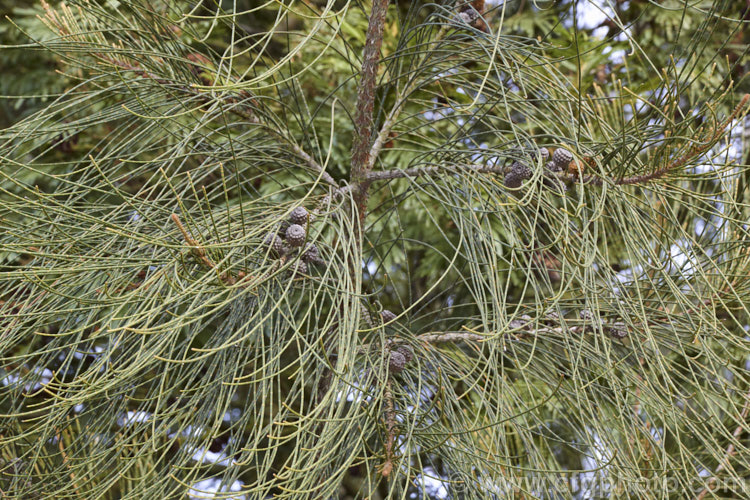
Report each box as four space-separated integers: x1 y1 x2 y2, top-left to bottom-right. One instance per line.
223 408 242 423
576 0 612 34
665 239 698 276
573 430 614 499
614 263 640 285
1 373 20 388
190 446 232 467
602 46 626 64
694 218 707 236
182 425 206 439
488 0 633 64
188 478 245 500
1 367 53 392
335 373 373 404
413 467 450 499
650 426 663 444
688 108 746 174
471 142 489 163
118 410 151 427
697 467 713 478
575 2 632 63
613 238 701 292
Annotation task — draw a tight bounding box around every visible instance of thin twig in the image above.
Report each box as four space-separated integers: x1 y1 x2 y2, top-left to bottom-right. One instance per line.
379 379 398 477
592 93 749 186
171 213 241 286
171 213 216 270
57 427 80 496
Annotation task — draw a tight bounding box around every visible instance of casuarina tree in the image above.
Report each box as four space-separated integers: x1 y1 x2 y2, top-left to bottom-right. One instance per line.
1 1 749 498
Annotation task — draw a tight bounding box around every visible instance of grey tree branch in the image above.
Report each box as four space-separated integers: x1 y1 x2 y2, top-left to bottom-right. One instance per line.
415 324 583 344
350 0 390 202
416 331 487 343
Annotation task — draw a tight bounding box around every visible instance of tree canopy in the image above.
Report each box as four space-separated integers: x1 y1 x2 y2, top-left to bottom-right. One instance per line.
1 1 749 498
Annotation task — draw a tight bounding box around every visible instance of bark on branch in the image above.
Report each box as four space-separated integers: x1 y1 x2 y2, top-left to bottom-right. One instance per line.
350 0 390 208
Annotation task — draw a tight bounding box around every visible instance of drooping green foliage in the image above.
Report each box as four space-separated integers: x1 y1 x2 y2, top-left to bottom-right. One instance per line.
1 1 749 498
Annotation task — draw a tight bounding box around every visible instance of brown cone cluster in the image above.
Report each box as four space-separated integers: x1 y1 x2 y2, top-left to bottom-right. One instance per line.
262 205 326 277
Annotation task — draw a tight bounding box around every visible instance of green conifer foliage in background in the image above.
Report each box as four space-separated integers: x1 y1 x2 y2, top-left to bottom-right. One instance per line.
1 1 749 498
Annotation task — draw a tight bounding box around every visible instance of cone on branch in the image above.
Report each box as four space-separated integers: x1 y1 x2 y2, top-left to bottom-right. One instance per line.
301 243 325 266
286 224 307 247
186 52 215 86
395 344 414 364
289 206 308 225
381 309 397 323
456 0 489 32
552 147 573 171
290 259 307 278
504 161 533 188
388 351 407 373
263 232 285 256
